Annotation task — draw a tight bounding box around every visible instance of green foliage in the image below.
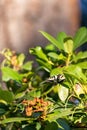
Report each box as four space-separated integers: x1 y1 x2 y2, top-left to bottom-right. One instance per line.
73 27 87 50
1 67 22 82
0 89 14 103
0 27 87 129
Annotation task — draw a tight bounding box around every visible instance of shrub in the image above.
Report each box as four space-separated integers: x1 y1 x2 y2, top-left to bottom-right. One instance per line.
0 27 87 130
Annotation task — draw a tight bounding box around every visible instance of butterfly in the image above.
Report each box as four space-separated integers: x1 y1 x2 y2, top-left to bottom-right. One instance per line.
40 74 65 85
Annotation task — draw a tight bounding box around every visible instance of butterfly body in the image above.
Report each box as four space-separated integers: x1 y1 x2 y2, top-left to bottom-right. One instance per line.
41 74 65 85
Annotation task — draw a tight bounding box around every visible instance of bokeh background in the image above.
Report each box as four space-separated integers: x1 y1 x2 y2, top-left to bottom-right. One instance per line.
0 0 87 58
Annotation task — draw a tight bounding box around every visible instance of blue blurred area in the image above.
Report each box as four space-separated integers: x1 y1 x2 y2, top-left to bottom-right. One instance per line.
80 0 87 27
80 0 87 50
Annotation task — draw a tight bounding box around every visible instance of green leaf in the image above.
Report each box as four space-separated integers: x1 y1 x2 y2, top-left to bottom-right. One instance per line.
45 121 58 130
0 90 14 103
48 53 66 61
40 31 63 50
73 27 87 50
0 117 30 124
82 116 87 123
73 51 87 62
46 108 72 121
57 118 70 130
0 103 8 116
22 125 36 130
15 92 25 99
48 52 59 60
29 90 41 98
56 31 67 50
0 108 6 116
36 59 52 72
58 85 69 102
45 44 56 51
50 67 64 77
0 100 7 105
36 122 41 130
64 38 73 54
1 67 22 82
15 84 28 93
22 61 33 71
5 123 14 130
17 53 25 66
77 61 87 69
65 65 87 82
29 46 48 62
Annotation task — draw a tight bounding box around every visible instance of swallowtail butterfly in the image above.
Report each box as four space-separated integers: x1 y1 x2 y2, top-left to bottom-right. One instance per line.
41 74 65 85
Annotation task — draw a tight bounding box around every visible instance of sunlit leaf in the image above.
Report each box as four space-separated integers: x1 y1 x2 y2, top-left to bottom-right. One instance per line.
73 27 87 50
48 52 59 60
72 51 87 62
45 44 56 51
15 92 25 99
29 46 48 62
56 31 67 50
83 85 87 93
17 53 25 66
46 108 72 121
29 90 41 98
64 38 73 54
1 117 30 124
58 85 69 102
40 31 63 50
50 67 64 76
36 122 41 130
48 53 66 61
65 65 87 82
22 61 33 71
77 61 87 69
1 67 22 82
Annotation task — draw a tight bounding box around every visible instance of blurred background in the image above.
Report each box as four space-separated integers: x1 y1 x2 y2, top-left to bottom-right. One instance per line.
0 0 87 58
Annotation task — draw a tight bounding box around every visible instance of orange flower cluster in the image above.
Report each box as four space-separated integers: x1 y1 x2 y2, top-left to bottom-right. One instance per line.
22 98 51 119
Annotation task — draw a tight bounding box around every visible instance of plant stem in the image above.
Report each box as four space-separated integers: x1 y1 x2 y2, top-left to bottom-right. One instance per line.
42 86 53 96
66 54 71 67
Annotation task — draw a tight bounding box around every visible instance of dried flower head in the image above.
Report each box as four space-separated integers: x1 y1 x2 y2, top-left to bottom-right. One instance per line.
22 98 52 119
